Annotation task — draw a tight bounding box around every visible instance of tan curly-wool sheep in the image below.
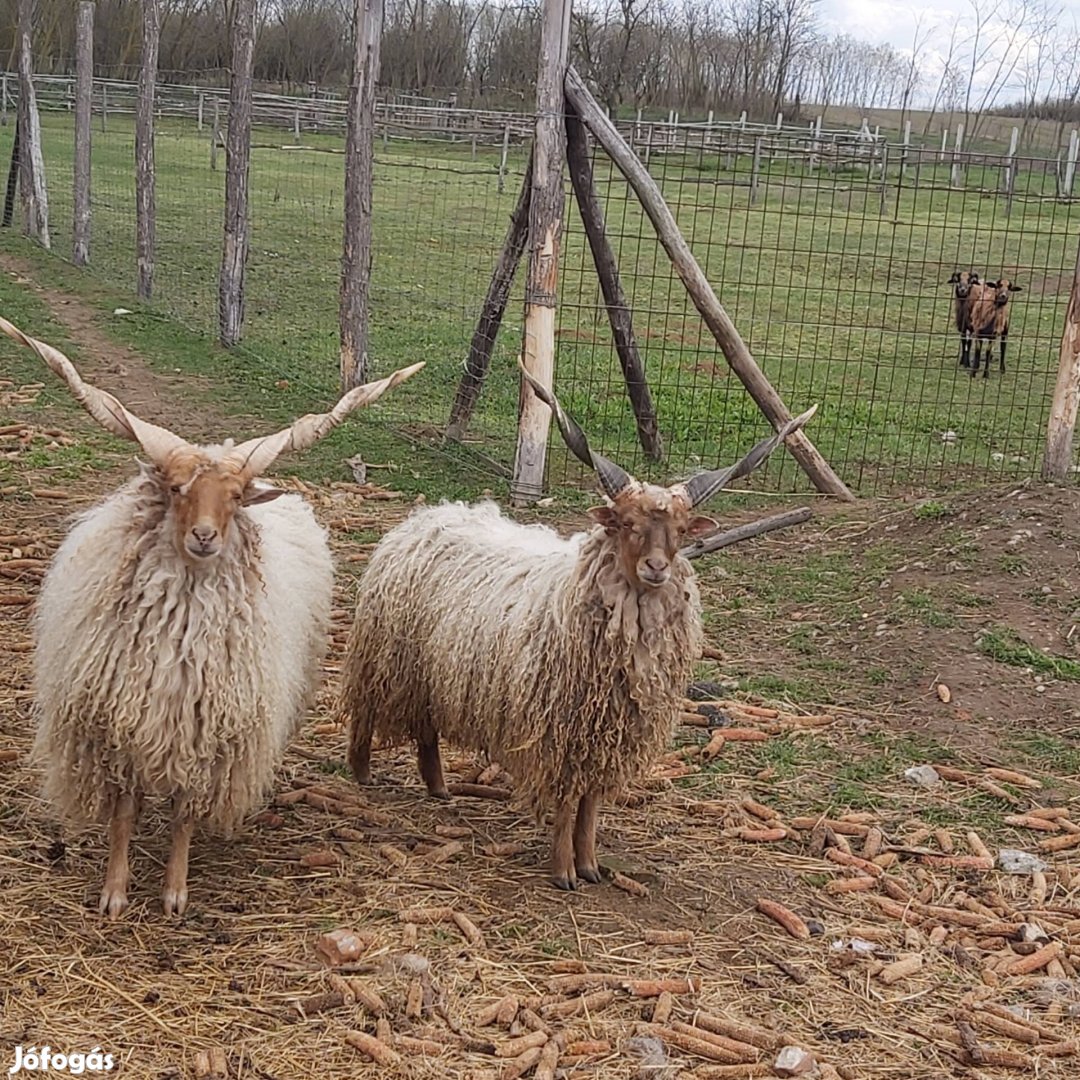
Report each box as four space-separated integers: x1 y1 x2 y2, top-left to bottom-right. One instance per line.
343 367 816 889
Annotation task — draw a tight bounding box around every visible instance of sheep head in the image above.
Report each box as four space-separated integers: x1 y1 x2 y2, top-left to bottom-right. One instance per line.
988 278 1022 306
948 271 980 299
0 316 424 564
518 362 816 590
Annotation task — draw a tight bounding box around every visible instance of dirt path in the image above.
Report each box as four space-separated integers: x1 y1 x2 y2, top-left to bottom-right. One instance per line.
0 252 236 443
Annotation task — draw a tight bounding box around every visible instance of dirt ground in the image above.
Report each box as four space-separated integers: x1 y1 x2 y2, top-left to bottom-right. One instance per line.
2 274 1080 1079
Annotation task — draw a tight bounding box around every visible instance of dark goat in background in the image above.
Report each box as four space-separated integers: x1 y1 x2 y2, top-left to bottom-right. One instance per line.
948 271 980 368
969 278 1022 379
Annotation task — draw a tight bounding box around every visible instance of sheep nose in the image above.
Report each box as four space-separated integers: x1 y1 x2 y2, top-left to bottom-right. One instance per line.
645 557 668 573
192 525 218 544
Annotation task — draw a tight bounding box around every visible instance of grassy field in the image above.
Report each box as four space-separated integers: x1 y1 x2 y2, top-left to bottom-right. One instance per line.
4 109 1079 498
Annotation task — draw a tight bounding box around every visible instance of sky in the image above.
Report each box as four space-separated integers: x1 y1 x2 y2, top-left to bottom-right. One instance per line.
819 0 1078 51
817 0 1080 102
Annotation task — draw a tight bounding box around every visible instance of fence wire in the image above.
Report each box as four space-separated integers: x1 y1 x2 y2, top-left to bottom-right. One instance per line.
4 82 1079 499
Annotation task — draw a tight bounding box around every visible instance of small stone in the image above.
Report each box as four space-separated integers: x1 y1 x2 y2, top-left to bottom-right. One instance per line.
904 764 941 789
998 849 1049 875
315 928 368 965
774 1044 817 1076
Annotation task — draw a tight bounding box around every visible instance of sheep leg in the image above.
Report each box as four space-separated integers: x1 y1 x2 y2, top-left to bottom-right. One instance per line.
161 799 194 917
347 723 372 785
971 339 982 378
99 791 140 919
550 801 578 890
417 730 450 800
573 791 602 884
1000 329 1007 373
959 330 970 367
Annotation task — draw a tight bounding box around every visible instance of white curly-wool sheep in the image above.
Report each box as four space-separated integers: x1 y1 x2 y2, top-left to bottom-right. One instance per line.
344 366 816 890
1 315 423 917
34 465 332 831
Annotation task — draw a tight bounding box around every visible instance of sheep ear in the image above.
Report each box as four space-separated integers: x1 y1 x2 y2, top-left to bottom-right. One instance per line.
970 272 980 282
243 485 287 506
588 506 619 532
686 515 718 538
1010 283 1022 292
947 273 960 283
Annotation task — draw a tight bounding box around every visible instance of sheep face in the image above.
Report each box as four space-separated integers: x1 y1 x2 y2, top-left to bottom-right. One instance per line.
948 271 979 299
988 278 1022 306
158 451 283 563
589 486 716 589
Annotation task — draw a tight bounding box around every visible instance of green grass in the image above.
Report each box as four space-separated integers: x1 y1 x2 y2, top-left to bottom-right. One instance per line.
977 627 1080 680
2 109 1076 500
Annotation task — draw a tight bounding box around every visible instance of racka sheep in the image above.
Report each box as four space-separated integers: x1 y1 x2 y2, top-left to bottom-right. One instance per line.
969 277 1022 378
342 366 815 889
1 317 422 916
947 270 981 368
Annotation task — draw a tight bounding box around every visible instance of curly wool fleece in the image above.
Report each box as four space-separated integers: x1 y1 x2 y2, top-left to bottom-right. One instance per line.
33 468 332 831
342 500 702 813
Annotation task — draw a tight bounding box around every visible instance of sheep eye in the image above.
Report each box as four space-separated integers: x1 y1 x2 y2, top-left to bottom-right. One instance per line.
169 484 181 494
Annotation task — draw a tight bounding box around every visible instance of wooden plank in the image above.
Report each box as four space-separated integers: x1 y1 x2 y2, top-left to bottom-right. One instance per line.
565 105 662 461
3 122 19 228
446 149 533 443
1043 232 1080 480
511 0 571 505
135 0 159 299
339 0 384 390
73 0 93 266
564 66 853 501
682 507 812 560
219 0 255 347
16 0 50 249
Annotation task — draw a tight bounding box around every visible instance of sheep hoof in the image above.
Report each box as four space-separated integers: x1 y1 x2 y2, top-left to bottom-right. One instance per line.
429 789 451 801
576 865 602 885
551 874 578 891
98 885 129 920
161 886 188 917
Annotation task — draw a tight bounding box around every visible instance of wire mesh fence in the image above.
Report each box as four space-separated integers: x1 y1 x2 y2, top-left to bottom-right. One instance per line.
5 77 1079 498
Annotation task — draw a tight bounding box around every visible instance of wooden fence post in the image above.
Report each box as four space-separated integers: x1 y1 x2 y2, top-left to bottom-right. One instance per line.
100 81 107 132
1004 126 1018 217
1043 232 1080 480
16 0 50 249
566 106 662 461
339 0 384 390
210 97 219 169
73 1 93 267
219 0 255 347
2 74 7 127
446 150 534 442
511 0 572 505
497 121 510 193
564 66 853 501
135 0 159 299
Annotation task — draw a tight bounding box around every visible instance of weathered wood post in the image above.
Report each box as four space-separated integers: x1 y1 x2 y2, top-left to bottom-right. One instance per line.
446 151 534 443
100 81 108 132
135 0 159 299
16 0 50 248
1004 126 1018 217
1064 129 1079 198
497 121 510 194
197 91 204 131
73 0 93 267
950 123 964 187
565 66 853 500
219 0 255 347
339 0 384 389
210 97 219 169
511 0 572 505
566 105 662 461
1043 232 1080 480
1 73 8 126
